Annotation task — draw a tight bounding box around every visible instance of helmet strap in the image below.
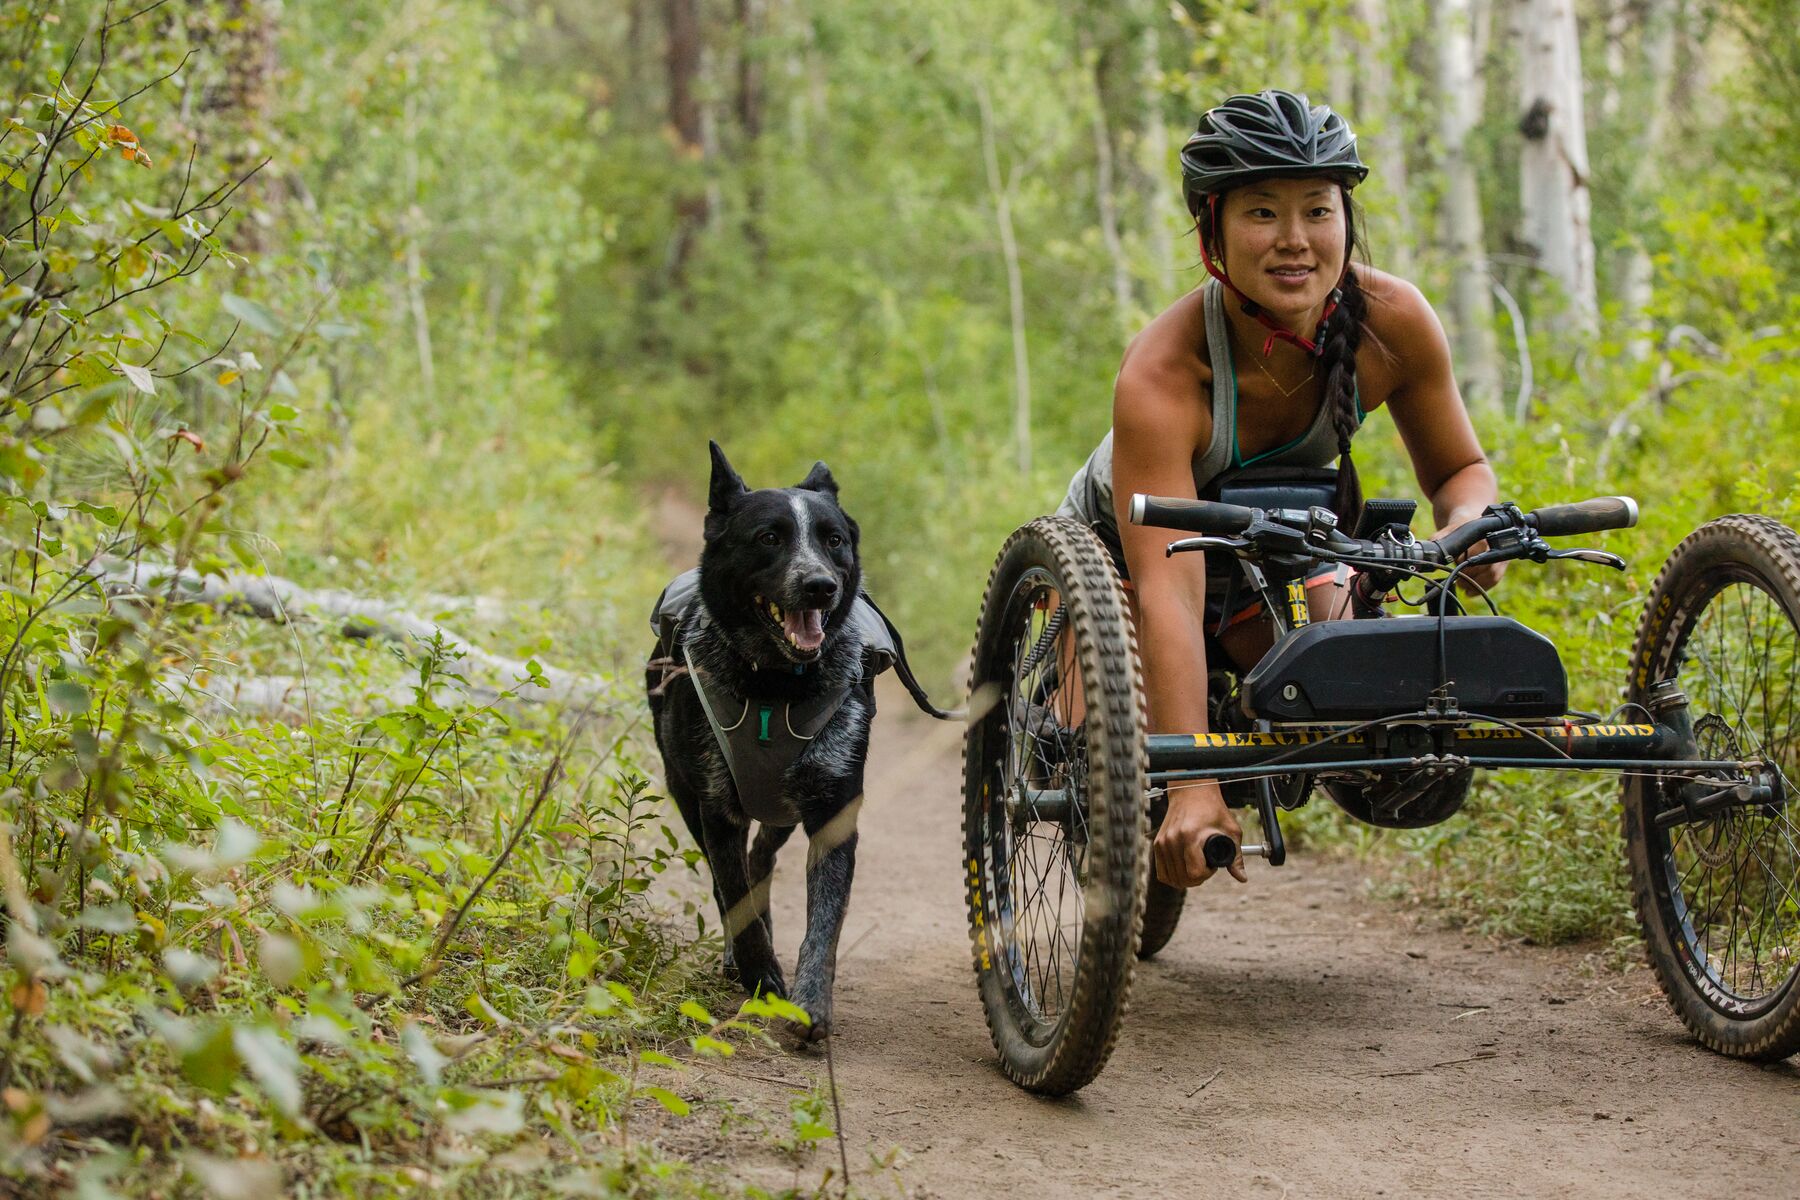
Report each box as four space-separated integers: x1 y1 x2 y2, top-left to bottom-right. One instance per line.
1200 193 1349 359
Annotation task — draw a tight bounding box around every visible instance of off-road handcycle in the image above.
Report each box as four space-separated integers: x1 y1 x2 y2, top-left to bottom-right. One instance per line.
963 473 1800 1094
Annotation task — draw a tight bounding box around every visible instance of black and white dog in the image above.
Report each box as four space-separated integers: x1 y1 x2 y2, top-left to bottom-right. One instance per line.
647 443 874 1039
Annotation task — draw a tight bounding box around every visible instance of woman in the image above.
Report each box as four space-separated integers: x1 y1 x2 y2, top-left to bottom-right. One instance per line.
1056 90 1503 889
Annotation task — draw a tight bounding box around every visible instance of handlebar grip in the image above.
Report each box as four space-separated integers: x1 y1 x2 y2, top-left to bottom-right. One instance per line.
1128 493 1256 535
1529 496 1639 538
1203 834 1238 870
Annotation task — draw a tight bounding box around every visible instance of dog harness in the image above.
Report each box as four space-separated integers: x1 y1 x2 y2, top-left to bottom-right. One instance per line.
651 568 955 824
679 638 854 825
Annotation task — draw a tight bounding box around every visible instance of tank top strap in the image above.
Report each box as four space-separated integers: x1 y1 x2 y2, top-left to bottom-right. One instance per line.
1192 278 1235 490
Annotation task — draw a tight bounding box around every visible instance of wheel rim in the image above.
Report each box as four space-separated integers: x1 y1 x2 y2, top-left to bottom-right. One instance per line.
983 567 1090 1044
1653 569 1800 1014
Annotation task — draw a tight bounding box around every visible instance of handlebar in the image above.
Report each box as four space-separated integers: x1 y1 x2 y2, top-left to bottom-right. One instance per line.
1128 493 1255 536
1203 834 1238 870
1526 496 1638 538
1127 493 1638 571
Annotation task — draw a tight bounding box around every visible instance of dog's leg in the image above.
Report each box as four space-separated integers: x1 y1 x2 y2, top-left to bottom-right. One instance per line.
789 798 860 1041
701 809 786 1001
747 822 794 946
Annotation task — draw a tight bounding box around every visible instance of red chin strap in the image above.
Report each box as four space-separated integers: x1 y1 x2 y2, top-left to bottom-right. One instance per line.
1202 193 1345 358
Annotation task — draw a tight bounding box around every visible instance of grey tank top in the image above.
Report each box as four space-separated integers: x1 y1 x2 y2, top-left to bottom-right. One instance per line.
1054 277 1360 537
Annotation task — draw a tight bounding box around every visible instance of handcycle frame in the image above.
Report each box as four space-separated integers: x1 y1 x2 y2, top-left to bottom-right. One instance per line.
1123 492 1782 866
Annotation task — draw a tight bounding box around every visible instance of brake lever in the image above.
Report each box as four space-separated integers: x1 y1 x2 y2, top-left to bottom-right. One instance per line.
1166 536 1250 557
1543 547 1627 570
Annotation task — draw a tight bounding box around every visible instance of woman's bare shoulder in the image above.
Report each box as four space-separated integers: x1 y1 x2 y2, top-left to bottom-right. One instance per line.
1118 287 1212 396
1354 264 1441 341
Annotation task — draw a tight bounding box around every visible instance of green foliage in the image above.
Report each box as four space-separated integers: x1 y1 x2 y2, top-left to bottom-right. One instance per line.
0 5 782 1196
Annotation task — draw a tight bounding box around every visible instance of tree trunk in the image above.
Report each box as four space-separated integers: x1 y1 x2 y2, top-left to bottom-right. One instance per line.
1434 0 1503 412
736 0 766 259
665 0 708 282
1087 44 1135 335
1515 0 1598 328
402 57 435 409
1139 20 1179 303
1352 0 1415 275
976 79 1033 478
1613 0 1681 356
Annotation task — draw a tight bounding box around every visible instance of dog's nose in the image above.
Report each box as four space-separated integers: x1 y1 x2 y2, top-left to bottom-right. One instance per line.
802 575 839 605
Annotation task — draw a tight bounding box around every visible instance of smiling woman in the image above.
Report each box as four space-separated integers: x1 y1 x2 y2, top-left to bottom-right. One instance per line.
1051 90 1502 891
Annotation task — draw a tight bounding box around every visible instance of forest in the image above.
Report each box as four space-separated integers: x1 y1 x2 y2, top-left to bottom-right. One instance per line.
0 0 1795 1196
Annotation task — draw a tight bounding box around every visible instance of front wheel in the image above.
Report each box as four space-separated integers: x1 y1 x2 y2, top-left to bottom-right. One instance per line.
1624 514 1800 1061
963 518 1150 1094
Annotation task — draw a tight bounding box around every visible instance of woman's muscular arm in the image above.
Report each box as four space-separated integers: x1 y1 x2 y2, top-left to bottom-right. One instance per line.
1367 276 1504 590
1111 346 1247 888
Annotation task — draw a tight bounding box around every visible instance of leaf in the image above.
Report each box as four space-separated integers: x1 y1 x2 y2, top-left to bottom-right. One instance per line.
401 1021 447 1086
441 1089 524 1135
162 948 220 990
118 361 156 395
637 1050 678 1069
179 1024 240 1095
267 449 311 470
220 293 279 336
46 680 88 715
678 1000 714 1025
232 1025 302 1117
638 1086 690 1117
183 1153 281 1200
213 820 261 867
216 370 239 387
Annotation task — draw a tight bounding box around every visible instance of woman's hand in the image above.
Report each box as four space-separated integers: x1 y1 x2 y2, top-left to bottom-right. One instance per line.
1430 513 1508 593
1154 782 1247 888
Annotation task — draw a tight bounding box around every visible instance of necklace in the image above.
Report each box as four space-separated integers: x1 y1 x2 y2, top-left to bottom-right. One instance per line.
1232 317 1316 398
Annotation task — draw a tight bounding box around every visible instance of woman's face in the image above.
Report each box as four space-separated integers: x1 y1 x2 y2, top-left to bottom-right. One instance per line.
1211 177 1348 321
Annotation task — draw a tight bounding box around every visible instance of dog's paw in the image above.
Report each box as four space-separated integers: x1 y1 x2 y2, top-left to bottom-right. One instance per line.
741 968 787 1003
788 1010 831 1044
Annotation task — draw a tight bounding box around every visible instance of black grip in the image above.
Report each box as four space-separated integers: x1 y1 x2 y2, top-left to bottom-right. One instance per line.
1128 493 1255 535
1203 834 1238 870
1529 496 1639 538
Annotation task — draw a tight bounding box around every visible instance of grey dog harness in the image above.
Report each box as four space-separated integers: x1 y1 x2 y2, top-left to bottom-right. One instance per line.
679 637 852 824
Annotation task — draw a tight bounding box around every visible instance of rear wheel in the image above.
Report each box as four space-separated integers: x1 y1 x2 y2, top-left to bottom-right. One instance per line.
963 518 1150 1094
1624 514 1800 1061
1137 878 1186 959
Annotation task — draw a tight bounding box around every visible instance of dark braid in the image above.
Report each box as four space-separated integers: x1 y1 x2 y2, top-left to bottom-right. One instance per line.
1318 191 1369 529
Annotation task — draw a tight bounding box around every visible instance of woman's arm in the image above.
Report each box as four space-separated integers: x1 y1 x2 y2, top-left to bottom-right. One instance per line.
1373 279 1504 589
1111 358 1246 887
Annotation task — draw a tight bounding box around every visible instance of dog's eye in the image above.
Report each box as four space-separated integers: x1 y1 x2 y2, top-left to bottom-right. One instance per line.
757 529 781 547
825 532 845 549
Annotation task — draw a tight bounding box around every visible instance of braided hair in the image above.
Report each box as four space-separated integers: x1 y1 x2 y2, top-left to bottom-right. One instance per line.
1316 193 1368 529
1199 185 1369 530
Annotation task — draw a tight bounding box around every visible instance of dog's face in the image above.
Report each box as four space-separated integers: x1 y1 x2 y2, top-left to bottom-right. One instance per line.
699 441 862 667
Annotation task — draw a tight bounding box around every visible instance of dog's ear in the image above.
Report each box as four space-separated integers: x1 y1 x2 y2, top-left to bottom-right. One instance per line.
708 441 749 514
796 460 838 497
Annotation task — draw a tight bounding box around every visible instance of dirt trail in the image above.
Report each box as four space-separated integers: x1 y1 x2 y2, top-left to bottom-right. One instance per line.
668 677 1798 1199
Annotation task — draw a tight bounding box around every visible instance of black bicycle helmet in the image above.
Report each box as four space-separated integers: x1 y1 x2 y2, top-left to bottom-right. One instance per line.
1180 90 1369 215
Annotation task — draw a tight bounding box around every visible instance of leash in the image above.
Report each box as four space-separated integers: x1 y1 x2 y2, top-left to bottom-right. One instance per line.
859 593 963 722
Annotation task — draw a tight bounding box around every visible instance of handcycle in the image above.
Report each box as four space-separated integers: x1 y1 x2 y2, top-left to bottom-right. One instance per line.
961 474 1800 1094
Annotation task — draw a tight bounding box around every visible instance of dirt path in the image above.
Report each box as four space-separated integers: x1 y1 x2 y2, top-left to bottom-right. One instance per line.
668 677 1798 1199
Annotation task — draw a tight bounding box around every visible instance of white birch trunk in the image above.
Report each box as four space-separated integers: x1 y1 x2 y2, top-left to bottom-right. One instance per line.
1435 0 1503 412
976 80 1032 477
1352 0 1416 275
1516 0 1598 328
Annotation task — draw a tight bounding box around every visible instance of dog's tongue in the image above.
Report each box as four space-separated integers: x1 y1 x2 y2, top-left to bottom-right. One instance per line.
784 607 826 652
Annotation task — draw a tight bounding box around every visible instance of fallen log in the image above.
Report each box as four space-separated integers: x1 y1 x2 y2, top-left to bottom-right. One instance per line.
96 560 607 707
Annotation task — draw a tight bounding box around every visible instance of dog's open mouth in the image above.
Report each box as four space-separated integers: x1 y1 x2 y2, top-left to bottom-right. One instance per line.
757 596 827 656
